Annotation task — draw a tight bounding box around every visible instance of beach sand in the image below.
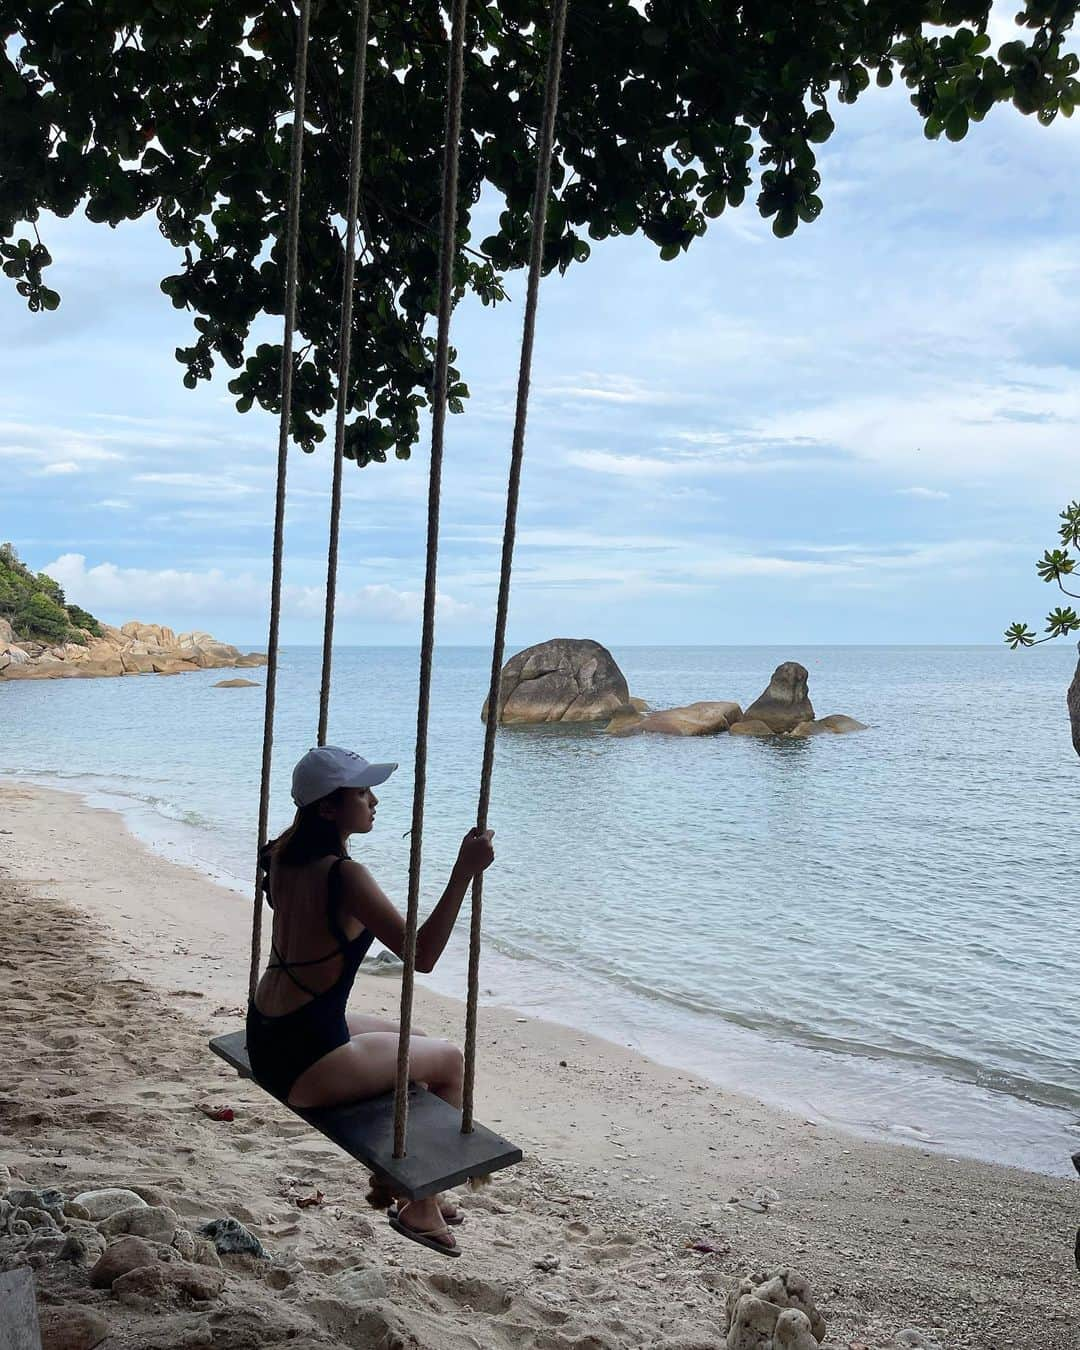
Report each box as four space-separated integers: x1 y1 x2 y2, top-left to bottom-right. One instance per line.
0 781 1076 1349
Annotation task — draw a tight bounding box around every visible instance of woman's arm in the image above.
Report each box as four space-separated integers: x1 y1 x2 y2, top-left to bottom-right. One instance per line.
338 829 495 973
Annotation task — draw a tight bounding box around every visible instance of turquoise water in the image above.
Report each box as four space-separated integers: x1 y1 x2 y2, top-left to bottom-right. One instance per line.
3 644 1078 1174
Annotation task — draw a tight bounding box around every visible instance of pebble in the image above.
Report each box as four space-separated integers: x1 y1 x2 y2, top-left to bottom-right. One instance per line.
534 1255 560 1272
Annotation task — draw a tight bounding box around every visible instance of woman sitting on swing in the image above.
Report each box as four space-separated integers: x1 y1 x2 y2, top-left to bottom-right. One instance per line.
246 744 495 1257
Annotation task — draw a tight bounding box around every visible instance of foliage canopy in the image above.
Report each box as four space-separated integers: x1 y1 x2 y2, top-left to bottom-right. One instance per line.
2 1 1078 463
1005 501 1080 649
0 542 102 644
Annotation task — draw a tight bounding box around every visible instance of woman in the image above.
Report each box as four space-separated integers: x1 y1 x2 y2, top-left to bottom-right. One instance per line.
247 744 495 1257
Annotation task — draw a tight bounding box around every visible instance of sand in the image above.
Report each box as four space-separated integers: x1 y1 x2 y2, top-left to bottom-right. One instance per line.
0 780 1076 1349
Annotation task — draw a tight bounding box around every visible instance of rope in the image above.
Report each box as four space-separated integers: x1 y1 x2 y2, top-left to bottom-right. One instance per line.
249 0 313 1002
317 0 371 747
462 0 569 1133
393 0 469 1159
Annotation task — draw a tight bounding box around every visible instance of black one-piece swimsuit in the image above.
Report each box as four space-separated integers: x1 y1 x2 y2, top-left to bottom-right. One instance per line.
246 855 374 1102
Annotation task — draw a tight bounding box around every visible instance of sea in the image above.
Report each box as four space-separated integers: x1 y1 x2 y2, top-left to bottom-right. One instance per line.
2 644 1078 1177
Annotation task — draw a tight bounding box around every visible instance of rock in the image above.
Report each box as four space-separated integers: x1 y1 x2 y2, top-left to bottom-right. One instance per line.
172 1229 196 1260
120 650 155 674
99 1204 179 1243
63 1202 91 1222
482 638 631 724
36 1306 109 1350
726 1293 780 1348
604 704 647 736
236 652 269 667
0 616 12 646
75 1188 147 1221
90 1235 162 1287
265 1264 295 1290
636 700 742 737
112 1260 225 1309
212 678 259 688
743 662 815 734
774 1309 820 1350
629 696 650 712
332 1266 387 1301
895 1333 935 1349
199 1216 266 1258
728 718 775 737
1069 643 1080 758
790 714 867 738
58 1231 106 1264
15 1207 60 1231
724 1269 826 1347
27 1232 68 1258
6 1187 65 1216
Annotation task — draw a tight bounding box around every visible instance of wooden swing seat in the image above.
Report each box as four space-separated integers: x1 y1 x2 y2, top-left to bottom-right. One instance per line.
209 1030 521 1201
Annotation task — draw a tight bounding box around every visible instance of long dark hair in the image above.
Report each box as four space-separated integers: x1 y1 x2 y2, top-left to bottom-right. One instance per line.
262 789 347 876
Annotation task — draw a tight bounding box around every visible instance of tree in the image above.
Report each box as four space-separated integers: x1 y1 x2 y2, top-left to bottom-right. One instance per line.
2 2 1078 463
14 590 70 643
1004 501 1080 650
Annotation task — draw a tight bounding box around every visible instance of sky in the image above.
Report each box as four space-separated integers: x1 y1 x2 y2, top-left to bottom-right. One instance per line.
4 18 1080 648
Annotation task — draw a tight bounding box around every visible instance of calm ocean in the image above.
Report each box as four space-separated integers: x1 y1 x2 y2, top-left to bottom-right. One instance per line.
3 644 1078 1175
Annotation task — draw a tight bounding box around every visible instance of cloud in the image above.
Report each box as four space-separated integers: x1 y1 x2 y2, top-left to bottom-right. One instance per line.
40 461 80 476
42 554 472 626
896 487 950 500
132 471 258 499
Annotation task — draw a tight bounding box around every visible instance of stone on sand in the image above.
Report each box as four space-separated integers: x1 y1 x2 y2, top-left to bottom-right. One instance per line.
111 1259 225 1309
724 1269 826 1349
743 662 815 734
37 1305 109 1350
99 1203 180 1243
90 1235 163 1287
73 1187 147 1221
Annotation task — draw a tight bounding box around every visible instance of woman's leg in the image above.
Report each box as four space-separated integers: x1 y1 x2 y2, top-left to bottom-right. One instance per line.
345 1012 428 1037
286 1031 465 1250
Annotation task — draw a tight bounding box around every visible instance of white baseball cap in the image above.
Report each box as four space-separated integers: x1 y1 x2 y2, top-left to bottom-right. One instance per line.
291 745 398 808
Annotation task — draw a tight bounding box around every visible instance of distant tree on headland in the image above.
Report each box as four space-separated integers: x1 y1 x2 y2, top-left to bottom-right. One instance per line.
0 543 103 645
1 3 1077 463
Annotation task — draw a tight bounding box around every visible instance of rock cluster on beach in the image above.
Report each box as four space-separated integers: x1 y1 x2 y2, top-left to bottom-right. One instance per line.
483 639 866 740
724 1267 828 1348
0 617 266 681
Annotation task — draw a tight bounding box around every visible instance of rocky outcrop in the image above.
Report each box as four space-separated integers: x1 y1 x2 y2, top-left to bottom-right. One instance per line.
743 662 815 733
0 621 267 682
728 718 775 738
790 714 868 738
1068 643 1080 757
213 678 259 688
724 1268 826 1349
608 700 743 738
482 638 631 724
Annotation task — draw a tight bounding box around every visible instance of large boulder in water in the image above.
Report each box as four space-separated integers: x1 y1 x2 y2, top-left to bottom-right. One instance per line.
482 639 630 724
742 662 814 734
610 700 742 737
1069 643 1080 758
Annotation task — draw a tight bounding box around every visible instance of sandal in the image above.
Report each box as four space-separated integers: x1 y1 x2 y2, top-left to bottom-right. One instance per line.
388 1199 463 1227
388 1200 461 1258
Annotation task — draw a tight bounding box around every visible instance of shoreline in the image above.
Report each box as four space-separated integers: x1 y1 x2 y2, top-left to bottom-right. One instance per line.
1 780 1079 1347
4 770 1077 1179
